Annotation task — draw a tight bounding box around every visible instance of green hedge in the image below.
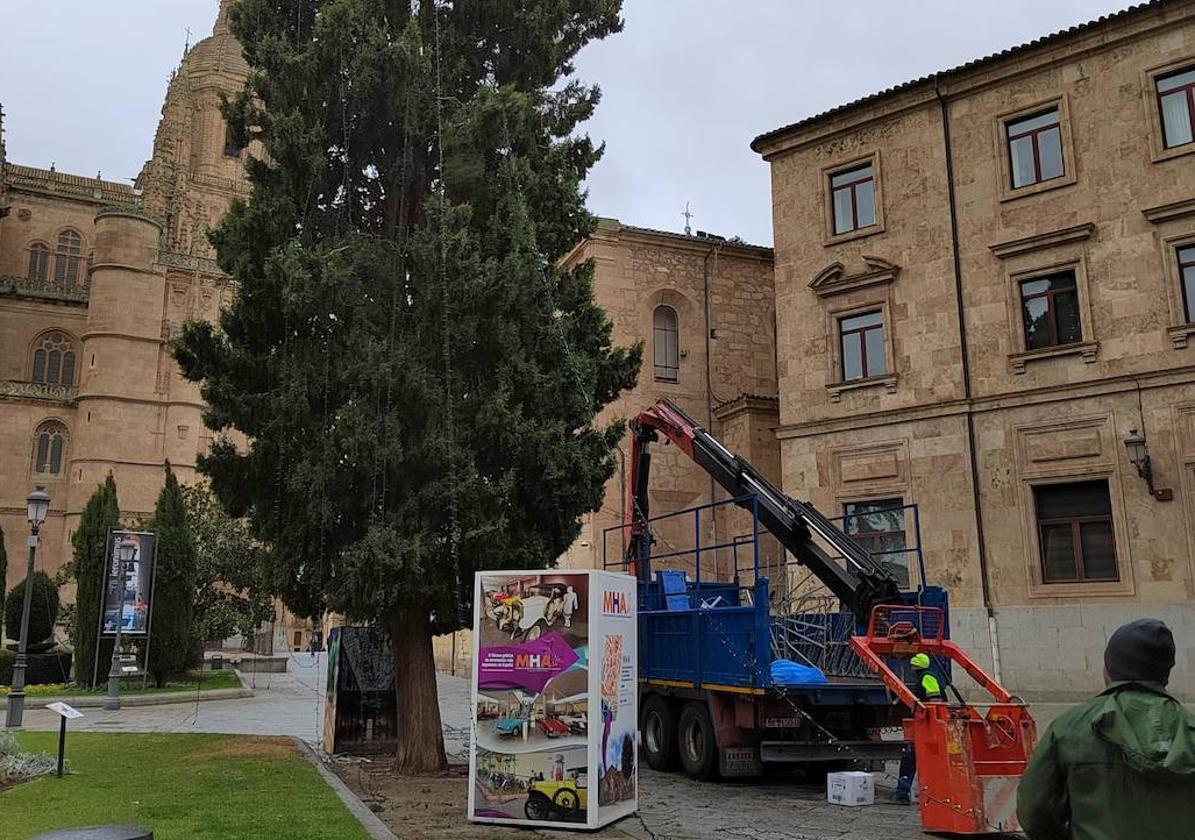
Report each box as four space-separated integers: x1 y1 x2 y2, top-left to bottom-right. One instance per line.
4 572 60 647
0 648 73 687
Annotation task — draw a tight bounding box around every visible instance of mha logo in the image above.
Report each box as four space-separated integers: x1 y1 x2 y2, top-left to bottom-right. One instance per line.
602 590 631 616
514 653 559 670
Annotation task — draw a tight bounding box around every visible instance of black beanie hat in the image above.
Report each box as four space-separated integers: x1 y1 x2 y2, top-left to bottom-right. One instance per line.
1104 619 1176 686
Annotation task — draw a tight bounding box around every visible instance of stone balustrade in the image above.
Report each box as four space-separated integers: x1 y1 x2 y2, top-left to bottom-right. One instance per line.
0 273 90 303
0 380 79 403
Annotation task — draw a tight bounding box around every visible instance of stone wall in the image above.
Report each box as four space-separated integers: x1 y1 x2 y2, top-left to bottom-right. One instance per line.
758 4 1195 698
558 220 779 577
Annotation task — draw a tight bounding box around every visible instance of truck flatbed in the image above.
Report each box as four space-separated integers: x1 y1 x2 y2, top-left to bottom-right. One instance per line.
614 399 950 780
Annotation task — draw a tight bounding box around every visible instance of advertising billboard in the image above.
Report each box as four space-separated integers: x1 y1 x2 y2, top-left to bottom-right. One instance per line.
100 530 156 637
322 626 398 756
468 569 637 831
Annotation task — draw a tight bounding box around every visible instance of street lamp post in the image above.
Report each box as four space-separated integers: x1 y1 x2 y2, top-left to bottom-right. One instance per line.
5 487 51 729
103 537 138 711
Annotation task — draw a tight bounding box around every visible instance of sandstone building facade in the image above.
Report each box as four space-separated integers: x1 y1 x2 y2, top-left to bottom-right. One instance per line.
0 2 320 653
3 3 777 666
754 0 1195 699
557 220 780 579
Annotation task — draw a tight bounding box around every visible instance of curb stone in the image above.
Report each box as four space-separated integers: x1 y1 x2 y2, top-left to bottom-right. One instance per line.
292 737 400 840
0 687 253 711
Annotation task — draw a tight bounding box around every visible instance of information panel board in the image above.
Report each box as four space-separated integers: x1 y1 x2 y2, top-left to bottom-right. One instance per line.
468 569 637 830
322 625 398 755
100 530 156 637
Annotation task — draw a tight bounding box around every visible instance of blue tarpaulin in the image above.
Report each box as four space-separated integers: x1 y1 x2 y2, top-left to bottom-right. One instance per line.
770 659 828 685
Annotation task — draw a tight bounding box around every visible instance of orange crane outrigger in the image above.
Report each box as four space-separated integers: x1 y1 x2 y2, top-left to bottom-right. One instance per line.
850 605 1037 833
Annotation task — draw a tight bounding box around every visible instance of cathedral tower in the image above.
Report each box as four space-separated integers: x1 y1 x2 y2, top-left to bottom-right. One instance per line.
69 2 248 519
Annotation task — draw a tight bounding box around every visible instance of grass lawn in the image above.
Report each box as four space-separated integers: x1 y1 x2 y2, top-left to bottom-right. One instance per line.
3 732 371 839
1 669 243 698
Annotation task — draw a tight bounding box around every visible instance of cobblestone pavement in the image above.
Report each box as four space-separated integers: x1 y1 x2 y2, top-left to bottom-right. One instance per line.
434 675 921 840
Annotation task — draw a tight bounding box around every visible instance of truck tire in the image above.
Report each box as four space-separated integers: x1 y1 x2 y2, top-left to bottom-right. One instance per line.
677 701 717 781
640 694 679 771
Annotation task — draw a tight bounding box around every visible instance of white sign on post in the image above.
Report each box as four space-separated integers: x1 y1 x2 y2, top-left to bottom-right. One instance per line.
45 702 83 720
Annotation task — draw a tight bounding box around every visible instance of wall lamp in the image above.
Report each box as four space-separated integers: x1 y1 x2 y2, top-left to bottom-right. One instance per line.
1123 429 1172 501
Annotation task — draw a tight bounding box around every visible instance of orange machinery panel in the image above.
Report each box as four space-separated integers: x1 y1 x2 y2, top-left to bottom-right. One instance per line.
849 606 1036 834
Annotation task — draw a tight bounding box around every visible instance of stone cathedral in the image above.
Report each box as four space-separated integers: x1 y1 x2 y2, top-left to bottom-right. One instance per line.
0 3 249 599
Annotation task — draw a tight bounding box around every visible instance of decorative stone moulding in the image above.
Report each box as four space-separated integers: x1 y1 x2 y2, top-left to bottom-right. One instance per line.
809 255 900 298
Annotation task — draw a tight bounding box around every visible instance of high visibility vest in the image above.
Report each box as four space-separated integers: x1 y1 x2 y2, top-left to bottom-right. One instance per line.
920 672 943 700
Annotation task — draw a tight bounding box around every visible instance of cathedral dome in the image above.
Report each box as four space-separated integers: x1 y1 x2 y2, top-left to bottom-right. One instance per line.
184 0 249 81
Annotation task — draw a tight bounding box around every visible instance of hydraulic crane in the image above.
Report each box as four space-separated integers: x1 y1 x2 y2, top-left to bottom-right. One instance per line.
624 398 902 619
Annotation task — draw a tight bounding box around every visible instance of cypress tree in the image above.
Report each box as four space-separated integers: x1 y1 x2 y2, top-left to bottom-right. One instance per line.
147 463 198 687
71 474 119 688
174 0 638 772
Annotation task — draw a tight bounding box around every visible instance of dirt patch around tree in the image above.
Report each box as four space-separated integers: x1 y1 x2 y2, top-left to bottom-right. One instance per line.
331 760 641 840
191 735 298 760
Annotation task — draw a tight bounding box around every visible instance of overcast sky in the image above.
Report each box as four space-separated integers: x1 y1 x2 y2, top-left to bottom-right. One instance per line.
2 1 1133 245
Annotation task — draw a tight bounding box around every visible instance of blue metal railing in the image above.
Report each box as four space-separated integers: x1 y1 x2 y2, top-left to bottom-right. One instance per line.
604 495 950 688
602 493 762 588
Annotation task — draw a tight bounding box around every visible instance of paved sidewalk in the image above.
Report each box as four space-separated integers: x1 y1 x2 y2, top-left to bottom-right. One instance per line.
18 653 329 741
14 657 478 756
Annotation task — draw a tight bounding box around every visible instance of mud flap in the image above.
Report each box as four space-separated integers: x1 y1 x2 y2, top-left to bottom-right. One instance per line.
719 745 762 778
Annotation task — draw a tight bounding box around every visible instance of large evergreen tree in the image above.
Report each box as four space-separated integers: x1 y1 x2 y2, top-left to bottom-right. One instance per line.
174 0 638 772
70 474 119 688
147 464 199 687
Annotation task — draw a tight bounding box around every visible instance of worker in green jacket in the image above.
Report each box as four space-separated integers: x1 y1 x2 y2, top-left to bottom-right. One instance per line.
1017 618 1195 840
893 652 944 804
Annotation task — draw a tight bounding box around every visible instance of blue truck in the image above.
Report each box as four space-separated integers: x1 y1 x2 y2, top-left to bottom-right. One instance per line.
609 399 948 780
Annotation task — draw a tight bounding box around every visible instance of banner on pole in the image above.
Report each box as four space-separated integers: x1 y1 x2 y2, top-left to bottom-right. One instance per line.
100 531 156 637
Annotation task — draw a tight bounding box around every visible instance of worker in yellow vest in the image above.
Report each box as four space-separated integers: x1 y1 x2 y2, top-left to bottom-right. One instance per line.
894 653 944 804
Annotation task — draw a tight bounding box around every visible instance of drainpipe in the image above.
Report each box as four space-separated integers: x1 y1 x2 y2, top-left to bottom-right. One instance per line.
614 444 626 570
935 79 1002 683
704 243 724 580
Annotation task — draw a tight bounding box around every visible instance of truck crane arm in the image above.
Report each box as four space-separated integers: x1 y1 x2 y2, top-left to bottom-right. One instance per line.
624 398 903 619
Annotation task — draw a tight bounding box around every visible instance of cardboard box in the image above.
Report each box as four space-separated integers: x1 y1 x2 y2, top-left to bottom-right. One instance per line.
827 771 874 807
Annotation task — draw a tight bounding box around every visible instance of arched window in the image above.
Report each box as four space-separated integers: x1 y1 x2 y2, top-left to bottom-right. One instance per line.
27 243 50 281
33 421 68 477
653 305 679 383
54 230 83 286
31 332 77 386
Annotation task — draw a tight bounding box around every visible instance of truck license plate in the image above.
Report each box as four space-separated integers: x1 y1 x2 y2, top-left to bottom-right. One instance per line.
721 747 761 777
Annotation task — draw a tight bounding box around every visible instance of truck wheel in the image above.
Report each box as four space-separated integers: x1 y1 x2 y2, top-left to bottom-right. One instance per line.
678 701 717 781
640 695 679 771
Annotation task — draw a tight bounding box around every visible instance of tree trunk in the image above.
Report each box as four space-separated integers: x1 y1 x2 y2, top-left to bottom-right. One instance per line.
390 603 449 774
